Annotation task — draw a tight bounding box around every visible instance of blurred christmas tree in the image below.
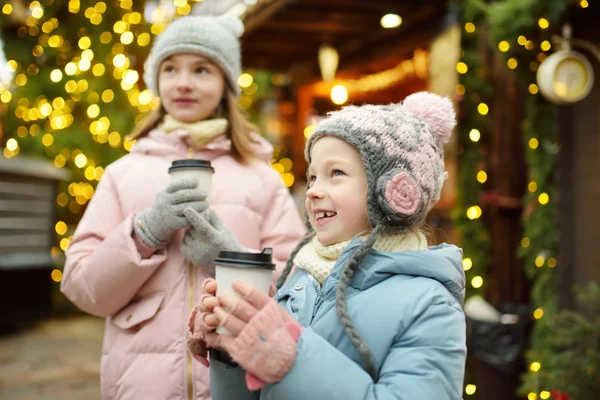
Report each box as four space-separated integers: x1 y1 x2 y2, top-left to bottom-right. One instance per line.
0 1 289 283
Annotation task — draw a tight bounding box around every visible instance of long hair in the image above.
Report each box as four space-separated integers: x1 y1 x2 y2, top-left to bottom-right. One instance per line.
127 90 259 162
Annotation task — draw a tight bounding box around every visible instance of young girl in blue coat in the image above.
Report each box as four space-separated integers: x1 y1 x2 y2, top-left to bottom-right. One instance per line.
186 91 467 399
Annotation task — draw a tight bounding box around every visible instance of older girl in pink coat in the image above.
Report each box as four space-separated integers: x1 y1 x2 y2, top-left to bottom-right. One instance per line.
61 14 305 400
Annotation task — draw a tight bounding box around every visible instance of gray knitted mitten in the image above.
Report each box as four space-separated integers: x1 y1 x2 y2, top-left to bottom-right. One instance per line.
134 178 208 248
181 208 245 274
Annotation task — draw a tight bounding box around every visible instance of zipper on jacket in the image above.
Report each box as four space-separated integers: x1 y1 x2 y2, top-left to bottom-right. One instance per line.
310 284 337 324
187 261 194 399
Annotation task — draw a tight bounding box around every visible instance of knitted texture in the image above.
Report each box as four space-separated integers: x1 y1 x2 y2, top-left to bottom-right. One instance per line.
218 290 303 388
186 304 210 367
294 231 428 284
277 92 456 380
158 115 228 147
144 14 243 97
305 91 456 232
133 178 209 248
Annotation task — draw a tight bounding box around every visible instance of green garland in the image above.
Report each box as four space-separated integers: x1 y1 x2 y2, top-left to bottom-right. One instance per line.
457 0 570 398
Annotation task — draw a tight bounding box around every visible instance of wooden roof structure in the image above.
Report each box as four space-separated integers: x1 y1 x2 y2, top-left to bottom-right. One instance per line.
241 0 449 82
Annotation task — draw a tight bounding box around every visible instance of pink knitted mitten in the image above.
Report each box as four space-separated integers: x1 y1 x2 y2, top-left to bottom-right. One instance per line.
186 301 212 367
219 291 303 390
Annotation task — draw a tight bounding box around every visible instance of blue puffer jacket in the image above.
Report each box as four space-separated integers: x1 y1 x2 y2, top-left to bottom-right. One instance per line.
210 240 467 400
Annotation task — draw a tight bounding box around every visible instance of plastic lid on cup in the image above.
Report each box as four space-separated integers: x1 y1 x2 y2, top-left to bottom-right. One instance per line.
215 248 275 270
169 159 214 173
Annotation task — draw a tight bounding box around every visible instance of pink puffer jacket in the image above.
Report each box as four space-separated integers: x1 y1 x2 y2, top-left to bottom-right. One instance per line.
61 128 306 400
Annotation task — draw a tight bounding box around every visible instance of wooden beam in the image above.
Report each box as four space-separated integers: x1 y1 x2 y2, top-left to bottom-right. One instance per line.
243 0 293 35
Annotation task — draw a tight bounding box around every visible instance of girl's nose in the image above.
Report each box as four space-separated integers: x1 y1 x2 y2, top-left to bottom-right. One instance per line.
175 72 193 90
306 184 325 200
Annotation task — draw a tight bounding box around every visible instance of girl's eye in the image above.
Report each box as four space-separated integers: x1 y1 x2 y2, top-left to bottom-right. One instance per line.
308 175 316 186
162 65 175 73
332 170 345 177
196 67 209 74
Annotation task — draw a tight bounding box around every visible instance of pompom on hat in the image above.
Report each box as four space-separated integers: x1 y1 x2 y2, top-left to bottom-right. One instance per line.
305 91 456 232
277 92 457 380
143 14 244 97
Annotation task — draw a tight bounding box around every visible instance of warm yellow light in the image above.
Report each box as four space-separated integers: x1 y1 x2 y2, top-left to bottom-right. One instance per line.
51 269 63 282
113 20 128 34
464 23 475 33
521 237 531 248
331 85 348 105
31 4 44 19
471 276 483 289
95 1 107 13
538 18 549 29
55 221 67 235
92 63 106 76
65 62 78 76
78 58 91 71
123 70 139 84
478 103 489 115
108 131 122 148
54 155 66 168
530 362 541 372
2 4 13 14
529 84 539 95
282 172 295 187
525 41 535 51
78 36 91 49
529 138 539 149
74 153 88 168
304 125 315 139
120 31 134 45
113 54 127 68
498 41 510 52
528 393 538 400
42 133 54 147
123 138 135 152
538 192 549 205
137 32 151 46
507 58 518 69
50 69 63 82
540 41 551 51
87 104 100 118
82 49 94 60
380 14 402 29
1 91 13 103
540 391 551 400
466 206 482 220
40 103 52 117
547 258 557 268
102 89 115 103
462 258 473 271
535 255 545 267
456 62 468 74
60 238 70 251
15 73 27 86
6 138 19 151
100 32 112 44
456 84 466 95
465 384 476 395
518 35 527 45
238 73 253 88
476 170 487 183
533 308 544 319
580 0 589 8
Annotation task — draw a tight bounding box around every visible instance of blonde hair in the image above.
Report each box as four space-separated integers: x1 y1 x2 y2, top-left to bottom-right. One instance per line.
128 90 260 162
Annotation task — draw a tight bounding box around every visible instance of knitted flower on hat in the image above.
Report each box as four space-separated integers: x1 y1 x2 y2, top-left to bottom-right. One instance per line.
306 91 456 232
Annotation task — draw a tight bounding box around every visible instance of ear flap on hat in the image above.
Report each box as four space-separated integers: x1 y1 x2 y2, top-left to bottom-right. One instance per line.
376 169 423 220
217 14 244 38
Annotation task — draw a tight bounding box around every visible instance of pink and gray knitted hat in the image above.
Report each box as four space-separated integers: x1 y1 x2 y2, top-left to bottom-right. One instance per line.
306 91 456 232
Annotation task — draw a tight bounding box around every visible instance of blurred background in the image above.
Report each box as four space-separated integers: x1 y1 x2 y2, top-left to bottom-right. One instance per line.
0 0 599 399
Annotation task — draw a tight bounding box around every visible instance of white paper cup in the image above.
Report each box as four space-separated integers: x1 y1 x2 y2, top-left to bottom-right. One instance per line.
168 159 214 197
214 248 275 334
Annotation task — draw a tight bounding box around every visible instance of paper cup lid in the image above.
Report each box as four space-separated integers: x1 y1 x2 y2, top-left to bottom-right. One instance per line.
169 159 214 173
215 248 275 270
